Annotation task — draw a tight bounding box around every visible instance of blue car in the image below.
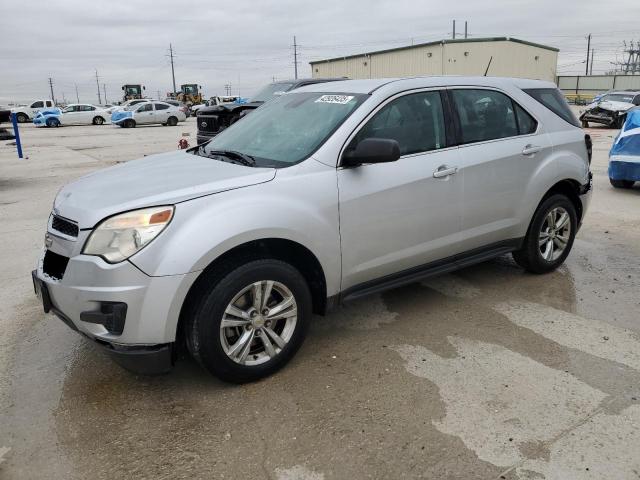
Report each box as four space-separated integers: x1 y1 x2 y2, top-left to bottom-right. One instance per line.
609 107 640 188
32 108 63 127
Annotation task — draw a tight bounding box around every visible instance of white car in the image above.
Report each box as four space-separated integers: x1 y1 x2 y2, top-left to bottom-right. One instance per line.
111 101 186 127
32 104 110 127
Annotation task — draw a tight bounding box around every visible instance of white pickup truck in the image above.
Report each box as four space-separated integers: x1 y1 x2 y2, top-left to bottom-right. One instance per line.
11 99 56 122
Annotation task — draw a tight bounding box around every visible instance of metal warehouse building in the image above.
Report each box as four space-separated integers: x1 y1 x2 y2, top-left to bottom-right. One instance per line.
310 37 559 83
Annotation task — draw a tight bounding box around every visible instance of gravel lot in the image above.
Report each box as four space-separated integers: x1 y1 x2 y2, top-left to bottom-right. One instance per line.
1 115 639 479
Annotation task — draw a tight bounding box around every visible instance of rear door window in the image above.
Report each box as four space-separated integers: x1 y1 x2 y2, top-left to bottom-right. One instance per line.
351 91 447 156
514 104 538 134
523 88 580 127
451 89 518 144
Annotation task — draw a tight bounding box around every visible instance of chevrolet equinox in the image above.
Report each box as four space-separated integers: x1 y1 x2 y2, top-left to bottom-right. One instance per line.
32 77 592 382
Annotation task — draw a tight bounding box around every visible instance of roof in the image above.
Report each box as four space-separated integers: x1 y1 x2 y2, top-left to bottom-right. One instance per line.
293 76 556 95
309 37 559 65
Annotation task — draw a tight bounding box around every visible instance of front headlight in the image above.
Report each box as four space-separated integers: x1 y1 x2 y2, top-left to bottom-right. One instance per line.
83 206 174 263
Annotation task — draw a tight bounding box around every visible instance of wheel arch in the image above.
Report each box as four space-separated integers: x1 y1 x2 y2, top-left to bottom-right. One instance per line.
175 238 328 349
539 179 584 223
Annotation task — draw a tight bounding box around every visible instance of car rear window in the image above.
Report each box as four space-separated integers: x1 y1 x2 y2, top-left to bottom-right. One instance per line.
523 88 580 128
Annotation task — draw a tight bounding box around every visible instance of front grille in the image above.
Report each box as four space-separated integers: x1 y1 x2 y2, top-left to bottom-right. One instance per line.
198 115 221 133
51 215 79 238
43 250 69 280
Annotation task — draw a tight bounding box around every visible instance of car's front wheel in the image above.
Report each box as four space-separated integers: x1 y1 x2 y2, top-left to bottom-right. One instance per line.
167 116 178 126
513 194 577 274
186 258 311 383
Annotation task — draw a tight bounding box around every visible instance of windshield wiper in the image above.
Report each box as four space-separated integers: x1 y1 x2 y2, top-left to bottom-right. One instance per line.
202 149 256 167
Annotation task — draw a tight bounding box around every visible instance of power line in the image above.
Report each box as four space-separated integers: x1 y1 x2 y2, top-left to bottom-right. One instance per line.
95 69 102 104
169 43 177 96
48 77 55 103
293 36 299 80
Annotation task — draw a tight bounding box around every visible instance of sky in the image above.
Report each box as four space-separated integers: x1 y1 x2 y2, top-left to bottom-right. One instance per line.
1 0 639 105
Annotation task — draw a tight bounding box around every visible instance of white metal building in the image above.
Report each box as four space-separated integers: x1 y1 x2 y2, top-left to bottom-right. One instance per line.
310 37 559 83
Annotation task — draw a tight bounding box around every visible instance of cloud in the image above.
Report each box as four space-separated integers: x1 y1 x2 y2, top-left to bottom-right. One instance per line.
1 0 637 104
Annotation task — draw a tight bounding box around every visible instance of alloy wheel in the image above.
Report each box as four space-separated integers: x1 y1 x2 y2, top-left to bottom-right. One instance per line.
220 280 298 366
539 206 571 262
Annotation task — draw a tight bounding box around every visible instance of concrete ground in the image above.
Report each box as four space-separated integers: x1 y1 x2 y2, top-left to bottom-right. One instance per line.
0 116 639 480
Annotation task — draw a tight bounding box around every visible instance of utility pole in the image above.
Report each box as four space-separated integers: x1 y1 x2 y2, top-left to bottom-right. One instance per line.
293 36 299 80
169 43 177 96
103 84 107 104
75 83 80 103
95 69 102 104
464 21 468 39
157 90 161 100
590 49 594 75
48 77 55 103
585 34 591 76
452 20 456 39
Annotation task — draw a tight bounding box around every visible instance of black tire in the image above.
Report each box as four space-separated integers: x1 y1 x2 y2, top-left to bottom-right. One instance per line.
93 116 105 125
16 113 29 123
610 178 635 189
512 194 577 274
125 119 136 128
46 118 59 128
615 115 626 129
185 258 312 383
167 116 178 126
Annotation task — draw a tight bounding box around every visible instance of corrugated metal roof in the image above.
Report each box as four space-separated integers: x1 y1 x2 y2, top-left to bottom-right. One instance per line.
309 37 559 65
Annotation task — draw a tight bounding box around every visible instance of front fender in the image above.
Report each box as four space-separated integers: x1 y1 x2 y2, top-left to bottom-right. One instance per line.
129 161 342 296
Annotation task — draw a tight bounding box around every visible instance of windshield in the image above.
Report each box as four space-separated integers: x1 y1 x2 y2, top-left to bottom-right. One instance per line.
601 93 635 104
203 92 366 166
250 83 295 103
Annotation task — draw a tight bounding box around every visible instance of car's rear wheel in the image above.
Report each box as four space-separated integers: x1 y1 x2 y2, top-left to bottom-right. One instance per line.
16 113 29 123
513 194 577 274
610 178 635 189
186 258 311 383
93 116 104 125
46 118 60 128
167 116 178 126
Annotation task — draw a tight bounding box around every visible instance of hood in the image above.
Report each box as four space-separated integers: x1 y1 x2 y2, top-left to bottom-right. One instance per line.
111 110 132 122
586 100 634 112
54 150 276 228
198 102 261 116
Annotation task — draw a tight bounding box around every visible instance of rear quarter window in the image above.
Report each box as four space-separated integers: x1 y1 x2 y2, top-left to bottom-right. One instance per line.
523 88 581 128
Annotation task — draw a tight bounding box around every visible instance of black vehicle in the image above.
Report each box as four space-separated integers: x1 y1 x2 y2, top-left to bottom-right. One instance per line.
196 78 345 144
0 108 10 124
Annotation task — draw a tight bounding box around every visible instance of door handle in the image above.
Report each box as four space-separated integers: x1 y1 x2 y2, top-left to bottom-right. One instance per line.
433 165 458 178
522 144 542 155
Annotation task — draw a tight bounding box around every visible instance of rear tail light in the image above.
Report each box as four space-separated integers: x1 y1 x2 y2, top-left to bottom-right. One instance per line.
584 134 592 164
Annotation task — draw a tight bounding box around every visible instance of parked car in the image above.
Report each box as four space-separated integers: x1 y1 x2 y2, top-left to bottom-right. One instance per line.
32 104 110 127
580 90 640 128
111 101 186 127
32 77 592 382
163 99 191 117
111 98 153 112
608 106 640 188
11 99 56 122
196 78 345 144
0 107 10 124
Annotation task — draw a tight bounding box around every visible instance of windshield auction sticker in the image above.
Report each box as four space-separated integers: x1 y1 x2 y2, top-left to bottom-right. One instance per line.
315 95 354 104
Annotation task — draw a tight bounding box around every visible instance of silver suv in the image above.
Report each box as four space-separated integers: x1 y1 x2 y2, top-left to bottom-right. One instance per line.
32 77 592 382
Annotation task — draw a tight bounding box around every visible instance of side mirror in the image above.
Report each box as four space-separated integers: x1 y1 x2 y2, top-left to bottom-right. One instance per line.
341 138 401 167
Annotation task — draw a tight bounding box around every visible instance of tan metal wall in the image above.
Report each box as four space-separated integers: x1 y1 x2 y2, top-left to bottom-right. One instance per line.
311 41 558 82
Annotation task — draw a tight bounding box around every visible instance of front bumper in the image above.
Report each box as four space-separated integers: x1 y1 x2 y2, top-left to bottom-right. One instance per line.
33 272 173 374
32 230 200 374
